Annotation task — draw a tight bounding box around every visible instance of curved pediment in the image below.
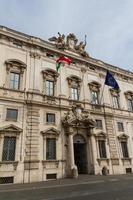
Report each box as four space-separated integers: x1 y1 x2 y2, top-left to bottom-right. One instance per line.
67 75 82 82
42 68 59 78
41 127 60 136
0 124 22 133
88 81 101 88
5 59 26 68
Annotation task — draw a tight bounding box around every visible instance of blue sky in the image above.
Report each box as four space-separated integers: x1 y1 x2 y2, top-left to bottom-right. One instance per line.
0 0 133 71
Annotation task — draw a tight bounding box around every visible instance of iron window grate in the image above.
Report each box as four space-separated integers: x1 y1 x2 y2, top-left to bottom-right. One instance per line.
0 177 14 184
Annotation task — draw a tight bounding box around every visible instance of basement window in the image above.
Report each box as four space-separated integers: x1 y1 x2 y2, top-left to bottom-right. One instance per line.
126 168 132 174
46 173 57 180
0 177 14 184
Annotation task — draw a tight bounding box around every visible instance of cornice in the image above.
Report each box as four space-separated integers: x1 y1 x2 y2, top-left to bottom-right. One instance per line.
0 25 133 79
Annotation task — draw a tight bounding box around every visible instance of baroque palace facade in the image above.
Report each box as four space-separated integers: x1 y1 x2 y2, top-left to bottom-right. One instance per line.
0 26 133 184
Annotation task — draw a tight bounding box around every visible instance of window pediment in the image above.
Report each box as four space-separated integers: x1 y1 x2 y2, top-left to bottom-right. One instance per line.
110 88 120 96
88 81 101 91
124 91 133 99
41 128 60 136
42 68 59 80
5 59 26 69
0 124 22 133
118 133 129 140
67 75 82 86
94 131 107 139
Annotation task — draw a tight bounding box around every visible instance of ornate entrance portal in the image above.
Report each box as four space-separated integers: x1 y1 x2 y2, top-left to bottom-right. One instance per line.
73 135 87 174
62 106 96 178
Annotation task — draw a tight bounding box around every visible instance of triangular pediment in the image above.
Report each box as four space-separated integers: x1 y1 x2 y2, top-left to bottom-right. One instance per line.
118 133 129 140
94 131 107 138
41 127 60 136
0 124 22 133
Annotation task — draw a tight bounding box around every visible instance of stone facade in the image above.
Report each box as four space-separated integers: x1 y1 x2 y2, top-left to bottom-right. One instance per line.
0 26 133 184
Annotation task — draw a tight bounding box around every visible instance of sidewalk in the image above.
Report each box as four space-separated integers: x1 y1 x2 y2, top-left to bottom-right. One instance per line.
0 174 133 192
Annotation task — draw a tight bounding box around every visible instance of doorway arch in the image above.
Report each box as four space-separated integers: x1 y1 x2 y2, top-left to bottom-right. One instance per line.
73 134 88 174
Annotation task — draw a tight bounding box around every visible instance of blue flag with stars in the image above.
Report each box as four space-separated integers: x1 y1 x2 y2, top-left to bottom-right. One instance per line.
105 71 119 90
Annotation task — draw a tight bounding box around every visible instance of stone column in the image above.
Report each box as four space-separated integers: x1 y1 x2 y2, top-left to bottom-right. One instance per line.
89 128 99 174
68 127 78 178
68 133 75 168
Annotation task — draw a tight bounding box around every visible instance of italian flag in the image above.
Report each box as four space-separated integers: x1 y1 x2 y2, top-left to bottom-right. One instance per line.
56 56 72 72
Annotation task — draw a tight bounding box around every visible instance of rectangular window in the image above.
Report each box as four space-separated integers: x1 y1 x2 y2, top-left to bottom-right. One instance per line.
121 141 129 158
0 177 14 184
112 96 120 109
117 122 124 132
46 174 57 180
6 109 18 121
127 99 133 112
10 72 20 90
46 138 56 160
71 87 78 100
98 140 107 158
95 120 103 129
2 137 16 161
91 91 99 104
46 80 54 96
46 113 55 123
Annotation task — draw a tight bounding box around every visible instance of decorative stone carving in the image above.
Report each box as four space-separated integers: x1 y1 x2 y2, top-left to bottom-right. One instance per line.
49 32 65 49
124 91 133 99
49 33 89 57
75 41 89 57
66 33 78 50
62 106 95 127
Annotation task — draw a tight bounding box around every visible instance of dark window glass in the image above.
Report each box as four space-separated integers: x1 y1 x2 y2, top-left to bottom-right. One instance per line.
2 137 16 161
46 113 55 123
46 80 54 96
112 96 120 109
117 122 124 132
121 141 129 158
127 99 133 112
10 72 20 90
0 177 14 184
91 91 99 104
95 120 103 129
71 87 78 100
6 109 18 121
46 138 56 160
46 174 57 179
98 140 107 158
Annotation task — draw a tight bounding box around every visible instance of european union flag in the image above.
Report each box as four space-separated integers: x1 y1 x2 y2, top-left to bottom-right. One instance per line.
105 71 119 90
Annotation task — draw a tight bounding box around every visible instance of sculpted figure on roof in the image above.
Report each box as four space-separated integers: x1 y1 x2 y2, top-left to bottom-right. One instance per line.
48 33 89 57
49 32 65 49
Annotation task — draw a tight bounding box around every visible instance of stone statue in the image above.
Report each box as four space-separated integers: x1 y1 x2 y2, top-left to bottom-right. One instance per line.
66 33 78 50
49 32 65 49
62 109 77 126
75 40 89 57
48 33 89 57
